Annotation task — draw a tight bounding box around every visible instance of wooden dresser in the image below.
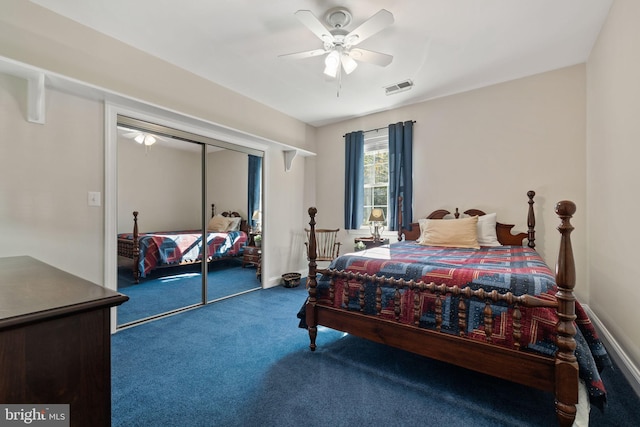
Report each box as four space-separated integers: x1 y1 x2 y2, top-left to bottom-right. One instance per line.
0 256 128 426
242 246 262 279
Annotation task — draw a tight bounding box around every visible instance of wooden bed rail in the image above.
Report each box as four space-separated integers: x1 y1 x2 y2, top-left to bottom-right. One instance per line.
318 269 558 349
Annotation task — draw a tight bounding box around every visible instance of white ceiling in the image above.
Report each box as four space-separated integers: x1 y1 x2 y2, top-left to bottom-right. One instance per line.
31 0 612 127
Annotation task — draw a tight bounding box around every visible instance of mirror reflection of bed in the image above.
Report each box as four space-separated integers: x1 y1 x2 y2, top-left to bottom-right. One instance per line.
116 120 262 327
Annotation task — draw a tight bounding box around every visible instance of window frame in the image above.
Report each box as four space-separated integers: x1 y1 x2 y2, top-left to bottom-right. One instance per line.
362 129 389 229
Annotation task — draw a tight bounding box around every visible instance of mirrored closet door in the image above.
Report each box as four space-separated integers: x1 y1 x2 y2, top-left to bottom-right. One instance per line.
204 146 262 303
116 122 204 325
115 117 263 328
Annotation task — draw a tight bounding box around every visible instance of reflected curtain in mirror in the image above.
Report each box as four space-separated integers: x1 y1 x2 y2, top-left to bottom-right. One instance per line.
248 155 262 230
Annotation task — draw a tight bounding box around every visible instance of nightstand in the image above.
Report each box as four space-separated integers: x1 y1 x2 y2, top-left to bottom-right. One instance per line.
354 237 389 250
242 246 262 279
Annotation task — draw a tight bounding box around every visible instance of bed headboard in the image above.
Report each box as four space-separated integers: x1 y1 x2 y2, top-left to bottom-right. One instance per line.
220 210 249 233
211 204 249 233
397 191 536 248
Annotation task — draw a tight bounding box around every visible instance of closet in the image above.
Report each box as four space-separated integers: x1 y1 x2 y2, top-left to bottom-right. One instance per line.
115 116 263 327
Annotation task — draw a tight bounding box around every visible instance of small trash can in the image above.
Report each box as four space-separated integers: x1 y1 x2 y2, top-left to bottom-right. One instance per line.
282 272 301 288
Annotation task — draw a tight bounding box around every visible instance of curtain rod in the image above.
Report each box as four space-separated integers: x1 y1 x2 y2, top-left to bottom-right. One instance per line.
343 120 416 138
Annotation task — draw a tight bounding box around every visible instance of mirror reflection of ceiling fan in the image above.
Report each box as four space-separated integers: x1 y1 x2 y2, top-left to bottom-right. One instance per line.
280 7 394 82
118 127 171 146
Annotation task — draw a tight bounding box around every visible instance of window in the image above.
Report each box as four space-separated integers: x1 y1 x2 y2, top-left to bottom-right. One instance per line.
363 129 389 227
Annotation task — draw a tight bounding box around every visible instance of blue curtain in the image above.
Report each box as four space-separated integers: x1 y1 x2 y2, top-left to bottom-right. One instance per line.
344 131 364 229
388 121 413 231
248 155 262 229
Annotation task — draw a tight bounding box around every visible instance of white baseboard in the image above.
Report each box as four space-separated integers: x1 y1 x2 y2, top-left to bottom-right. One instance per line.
582 304 640 398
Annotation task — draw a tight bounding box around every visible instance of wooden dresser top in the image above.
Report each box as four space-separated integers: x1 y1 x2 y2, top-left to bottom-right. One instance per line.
0 256 128 330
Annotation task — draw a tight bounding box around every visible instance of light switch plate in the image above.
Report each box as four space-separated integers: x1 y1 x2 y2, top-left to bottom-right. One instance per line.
88 191 101 207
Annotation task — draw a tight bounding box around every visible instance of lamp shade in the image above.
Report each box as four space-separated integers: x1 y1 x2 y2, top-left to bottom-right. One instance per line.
368 208 385 222
144 135 156 146
134 133 156 146
323 50 340 77
252 210 261 221
341 53 358 75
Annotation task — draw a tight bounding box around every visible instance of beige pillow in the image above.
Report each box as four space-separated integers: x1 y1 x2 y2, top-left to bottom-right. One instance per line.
208 215 231 232
418 216 480 249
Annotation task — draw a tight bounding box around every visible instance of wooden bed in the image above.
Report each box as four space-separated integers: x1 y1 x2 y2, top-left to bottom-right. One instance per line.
304 191 600 426
118 204 249 283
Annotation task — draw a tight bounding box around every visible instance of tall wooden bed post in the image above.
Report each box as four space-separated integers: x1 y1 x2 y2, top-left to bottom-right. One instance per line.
132 211 140 284
527 190 536 248
306 207 319 351
554 200 579 426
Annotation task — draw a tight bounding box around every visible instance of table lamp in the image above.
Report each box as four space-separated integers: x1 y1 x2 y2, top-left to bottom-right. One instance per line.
252 210 261 233
368 208 385 241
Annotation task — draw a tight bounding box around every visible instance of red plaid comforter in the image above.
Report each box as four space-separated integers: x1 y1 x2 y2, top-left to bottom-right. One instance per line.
118 230 247 277
315 242 610 407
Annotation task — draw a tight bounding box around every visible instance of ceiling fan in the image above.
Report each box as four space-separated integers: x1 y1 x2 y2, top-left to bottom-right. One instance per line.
118 127 171 147
280 7 394 80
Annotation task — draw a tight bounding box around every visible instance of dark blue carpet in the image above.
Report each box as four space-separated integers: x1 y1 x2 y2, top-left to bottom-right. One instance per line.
117 259 260 324
112 283 640 426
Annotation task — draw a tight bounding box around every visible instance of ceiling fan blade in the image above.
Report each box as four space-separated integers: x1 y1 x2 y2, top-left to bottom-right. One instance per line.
294 10 333 43
278 49 328 60
345 9 394 46
122 132 139 139
349 48 393 67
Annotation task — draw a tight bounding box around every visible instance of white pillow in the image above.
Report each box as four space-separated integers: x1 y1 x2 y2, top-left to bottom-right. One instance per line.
417 218 428 244
477 213 501 247
417 216 480 249
225 217 242 232
208 215 231 232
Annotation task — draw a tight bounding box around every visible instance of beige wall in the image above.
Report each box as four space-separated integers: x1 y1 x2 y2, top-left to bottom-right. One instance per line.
0 0 315 286
0 74 105 280
316 65 587 297
117 137 202 234
587 0 640 370
206 149 250 220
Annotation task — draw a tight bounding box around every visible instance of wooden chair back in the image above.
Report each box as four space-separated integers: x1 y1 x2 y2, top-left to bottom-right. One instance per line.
305 228 341 262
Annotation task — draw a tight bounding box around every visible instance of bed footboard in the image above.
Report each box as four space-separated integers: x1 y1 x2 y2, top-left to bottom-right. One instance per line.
305 197 579 427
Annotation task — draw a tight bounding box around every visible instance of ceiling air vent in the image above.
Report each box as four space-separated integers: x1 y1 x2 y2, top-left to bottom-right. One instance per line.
384 79 413 95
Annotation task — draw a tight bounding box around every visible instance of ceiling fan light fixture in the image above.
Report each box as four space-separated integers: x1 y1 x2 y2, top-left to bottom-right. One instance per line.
133 133 157 146
341 54 358 74
284 8 394 89
323 50 340 77
144 135 157 146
